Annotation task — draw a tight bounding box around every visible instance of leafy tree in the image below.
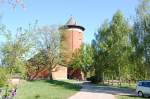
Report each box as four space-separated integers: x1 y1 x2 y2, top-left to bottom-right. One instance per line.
34 26 61 80
92 20 110 83
26 51 49 80
59 29 72 66
71 44 93 80
0 68 8 87
0 26 34 78
92 11 132 83
131 0 150 80
109 11 132 81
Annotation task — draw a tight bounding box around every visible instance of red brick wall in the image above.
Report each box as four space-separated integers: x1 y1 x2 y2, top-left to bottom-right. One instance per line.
27 65 67 80
65 28 84 80
65 28 83 53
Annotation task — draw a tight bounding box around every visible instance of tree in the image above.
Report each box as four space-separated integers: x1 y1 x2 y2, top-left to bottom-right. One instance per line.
92 20 111 83
109 11 132 82
59 28 72 66
34 26 61 80
0 68 8 87
71 44 93 80
131 0 150 80
0 26 34 78
92 11 132 83
26 51 49 80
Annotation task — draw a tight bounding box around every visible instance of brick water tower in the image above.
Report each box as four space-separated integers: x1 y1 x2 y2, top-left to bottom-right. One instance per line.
62 17 85 53
61 17 85 80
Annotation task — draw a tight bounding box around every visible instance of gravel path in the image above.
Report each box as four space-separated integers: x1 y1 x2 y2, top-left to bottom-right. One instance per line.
69 82 135 99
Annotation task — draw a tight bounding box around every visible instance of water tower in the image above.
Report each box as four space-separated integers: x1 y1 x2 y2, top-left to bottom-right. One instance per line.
62 17 85 54
61 17 85 80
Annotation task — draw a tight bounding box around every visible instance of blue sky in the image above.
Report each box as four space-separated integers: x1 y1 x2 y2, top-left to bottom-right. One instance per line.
0 0 138 44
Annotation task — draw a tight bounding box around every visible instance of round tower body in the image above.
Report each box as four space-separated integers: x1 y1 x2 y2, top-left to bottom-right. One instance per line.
65 27 84 53
62 17 85 54
60 17 85 80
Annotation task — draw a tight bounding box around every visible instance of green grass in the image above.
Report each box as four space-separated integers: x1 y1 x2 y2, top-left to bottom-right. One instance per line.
97 83 147 99
97 82 136 90
117 95 148 99
112 83 136 90
15 80 81 99
114 83 148 99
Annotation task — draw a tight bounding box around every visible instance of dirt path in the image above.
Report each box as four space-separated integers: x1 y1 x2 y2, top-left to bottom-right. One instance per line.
69 82 135 99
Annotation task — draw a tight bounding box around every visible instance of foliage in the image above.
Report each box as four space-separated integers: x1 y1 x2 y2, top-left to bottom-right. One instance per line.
0 68 8 87
59 29 72 66
87 76 98 83
92 11 132 83
0 25 35 78
26 51 48 80
89 0 150 84
71 44 93 79
32 26 61 79
131 0 150 80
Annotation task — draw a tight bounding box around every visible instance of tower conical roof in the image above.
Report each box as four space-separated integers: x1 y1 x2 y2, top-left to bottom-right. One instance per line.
61 17 85 31
66 17 77 25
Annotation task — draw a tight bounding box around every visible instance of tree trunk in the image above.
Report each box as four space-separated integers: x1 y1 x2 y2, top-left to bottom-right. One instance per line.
95 70 103 83
48 69 53 80
83 71 87 81
102 72 105 84
111 75 113 85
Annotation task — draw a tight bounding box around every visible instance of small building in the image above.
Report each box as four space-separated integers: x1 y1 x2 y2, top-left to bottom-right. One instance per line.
52 65 67 80
27 62 67 80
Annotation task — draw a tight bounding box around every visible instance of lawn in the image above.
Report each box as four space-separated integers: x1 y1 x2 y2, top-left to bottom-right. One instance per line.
117 95 148 99
98 82 136 90
15 80 81 99
97 83 148 99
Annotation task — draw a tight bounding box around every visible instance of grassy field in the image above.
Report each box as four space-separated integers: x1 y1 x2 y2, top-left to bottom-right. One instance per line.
117 95 147 99
106 83 148 99
115 83 149 99
98 83 148 99
98 82 136 90
15 80 81 99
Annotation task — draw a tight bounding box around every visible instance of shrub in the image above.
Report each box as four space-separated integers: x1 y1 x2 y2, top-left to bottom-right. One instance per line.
0 68 8 87
87 76 98 83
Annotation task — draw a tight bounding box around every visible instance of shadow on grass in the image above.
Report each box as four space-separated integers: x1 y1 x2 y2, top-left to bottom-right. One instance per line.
44 80 82 91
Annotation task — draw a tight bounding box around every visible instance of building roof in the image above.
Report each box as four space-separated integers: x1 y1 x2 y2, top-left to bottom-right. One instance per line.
63 17 85 31
66 17 77 25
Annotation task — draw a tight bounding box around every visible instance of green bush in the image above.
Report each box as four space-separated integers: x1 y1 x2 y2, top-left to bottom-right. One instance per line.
0 68 8 87
87 76 98 83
